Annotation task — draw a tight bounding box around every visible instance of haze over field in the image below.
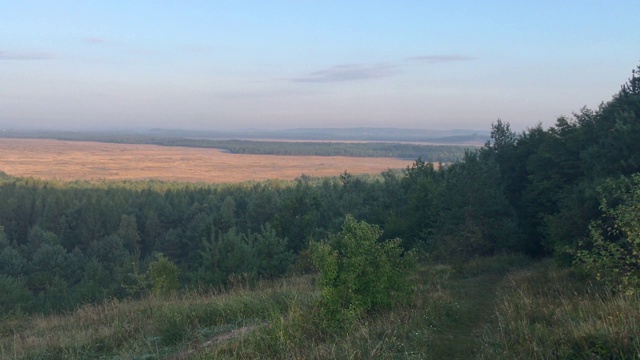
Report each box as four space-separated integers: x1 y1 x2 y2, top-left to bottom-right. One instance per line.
1 1 638 131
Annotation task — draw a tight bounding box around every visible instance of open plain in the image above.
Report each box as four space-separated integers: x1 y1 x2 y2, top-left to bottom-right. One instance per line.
0 138 413 183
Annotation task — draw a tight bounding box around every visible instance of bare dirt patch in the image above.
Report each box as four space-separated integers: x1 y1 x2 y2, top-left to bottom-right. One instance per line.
0 138 413 183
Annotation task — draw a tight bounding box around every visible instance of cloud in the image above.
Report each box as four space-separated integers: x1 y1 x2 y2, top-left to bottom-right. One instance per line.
0 51 54 60
293 63 397 83
407 55 475 63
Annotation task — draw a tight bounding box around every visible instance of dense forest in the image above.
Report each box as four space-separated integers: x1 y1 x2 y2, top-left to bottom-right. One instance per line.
1 63 639 317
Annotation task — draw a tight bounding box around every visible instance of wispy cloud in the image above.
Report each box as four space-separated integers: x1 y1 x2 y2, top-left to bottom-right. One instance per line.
407 55 475 63
0 51 54 60
293 63 397 83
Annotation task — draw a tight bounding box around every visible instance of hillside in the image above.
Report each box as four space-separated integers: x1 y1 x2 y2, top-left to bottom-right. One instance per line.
4 256 638 359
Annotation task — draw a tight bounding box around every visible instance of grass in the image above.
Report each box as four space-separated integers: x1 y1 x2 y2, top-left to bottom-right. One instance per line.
477 261 640 359
0 138 412 183
0 275 316 359
2 255 639 359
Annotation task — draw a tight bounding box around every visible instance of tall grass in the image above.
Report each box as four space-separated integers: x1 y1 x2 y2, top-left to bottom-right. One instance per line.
0 275 316 359
0 262 462 359
197 257 525 359
477 261 640 359
196 264 457 359
5 256 636 359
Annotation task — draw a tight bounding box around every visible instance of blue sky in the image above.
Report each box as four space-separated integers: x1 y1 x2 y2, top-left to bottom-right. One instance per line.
1 1 638 131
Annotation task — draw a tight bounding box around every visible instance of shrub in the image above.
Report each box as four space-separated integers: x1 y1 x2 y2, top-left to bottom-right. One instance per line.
575 174 640 293
311 215 415 326
148 253 180 296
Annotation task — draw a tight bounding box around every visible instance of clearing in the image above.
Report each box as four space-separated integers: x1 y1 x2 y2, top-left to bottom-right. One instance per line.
0 138 413 183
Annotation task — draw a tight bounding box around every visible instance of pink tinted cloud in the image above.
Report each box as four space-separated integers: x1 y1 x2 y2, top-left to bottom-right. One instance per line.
293 63 397 83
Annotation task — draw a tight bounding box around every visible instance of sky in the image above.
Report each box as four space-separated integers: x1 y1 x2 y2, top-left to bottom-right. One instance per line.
1 1 638 131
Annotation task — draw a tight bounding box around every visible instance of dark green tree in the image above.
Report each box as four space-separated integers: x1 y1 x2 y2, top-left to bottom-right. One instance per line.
253 223 294 278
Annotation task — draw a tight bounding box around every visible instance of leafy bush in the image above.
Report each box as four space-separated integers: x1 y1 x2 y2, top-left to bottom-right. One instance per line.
575 174 640 293
311 215 415 325
148 253 180 296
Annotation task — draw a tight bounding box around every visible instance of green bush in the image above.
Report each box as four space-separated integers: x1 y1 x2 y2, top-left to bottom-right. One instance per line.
148 253 180 296
575 174 640 293
311 215 415 326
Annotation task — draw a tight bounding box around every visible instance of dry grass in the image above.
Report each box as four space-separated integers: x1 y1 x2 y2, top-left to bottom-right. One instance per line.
5 256 570 359
1 275 317 359
0 139 412 183
477 262 640 359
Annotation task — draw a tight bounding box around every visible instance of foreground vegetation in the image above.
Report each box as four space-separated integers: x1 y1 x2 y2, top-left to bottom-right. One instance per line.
4 256 638 359
479 262 640 359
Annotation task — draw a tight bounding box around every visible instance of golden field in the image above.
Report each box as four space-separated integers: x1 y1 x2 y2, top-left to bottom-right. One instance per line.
0 138 413 183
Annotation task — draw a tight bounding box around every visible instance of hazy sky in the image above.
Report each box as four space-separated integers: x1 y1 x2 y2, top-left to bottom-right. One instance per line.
1 1 638 131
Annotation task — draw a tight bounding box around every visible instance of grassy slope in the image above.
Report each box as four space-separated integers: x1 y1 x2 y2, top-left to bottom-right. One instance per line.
2 256 639 359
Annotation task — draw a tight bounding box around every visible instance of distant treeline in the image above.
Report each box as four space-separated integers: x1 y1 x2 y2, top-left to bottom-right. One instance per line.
146 138 469 161
2 127 489 143
0 132 471 162
145 127 490 142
